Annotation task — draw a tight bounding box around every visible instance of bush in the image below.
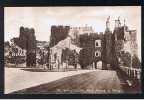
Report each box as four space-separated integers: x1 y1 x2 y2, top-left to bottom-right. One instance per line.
132 54 141 68
61 48 78 66
120 52 131 67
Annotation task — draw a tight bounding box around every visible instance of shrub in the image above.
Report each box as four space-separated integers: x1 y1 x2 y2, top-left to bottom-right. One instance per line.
79 48 93 69
132 54 141 68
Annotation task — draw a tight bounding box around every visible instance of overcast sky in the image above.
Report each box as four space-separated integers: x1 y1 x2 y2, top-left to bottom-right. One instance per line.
4 6 141 59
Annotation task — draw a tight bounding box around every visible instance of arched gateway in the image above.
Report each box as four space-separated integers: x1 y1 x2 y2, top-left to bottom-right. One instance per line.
97 60 102 69
92 60 105 70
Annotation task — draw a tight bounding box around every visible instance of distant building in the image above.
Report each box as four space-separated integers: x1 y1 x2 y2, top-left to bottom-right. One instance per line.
5 39 26 64
70 25 94 34
37 41 49 49
9 39 26 57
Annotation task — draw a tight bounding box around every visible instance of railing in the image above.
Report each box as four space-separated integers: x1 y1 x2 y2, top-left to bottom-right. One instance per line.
119 65 141 80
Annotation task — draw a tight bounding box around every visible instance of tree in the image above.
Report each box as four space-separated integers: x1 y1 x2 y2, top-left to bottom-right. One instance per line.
38 50 45 65
4 41 10 47
132 54 141 68
120 52 131 67
79 48 93 69
45 48 50 69
11 46 18 67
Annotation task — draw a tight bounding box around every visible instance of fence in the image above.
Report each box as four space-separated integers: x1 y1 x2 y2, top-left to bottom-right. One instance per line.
119 66 141 80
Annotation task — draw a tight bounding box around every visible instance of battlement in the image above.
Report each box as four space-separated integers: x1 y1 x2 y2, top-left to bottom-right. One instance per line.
51 25 70 29
70 26 93 30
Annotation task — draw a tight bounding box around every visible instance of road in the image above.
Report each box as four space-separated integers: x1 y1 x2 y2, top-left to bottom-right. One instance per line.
5 66 141 94
12 69 125 94
5 67 95 94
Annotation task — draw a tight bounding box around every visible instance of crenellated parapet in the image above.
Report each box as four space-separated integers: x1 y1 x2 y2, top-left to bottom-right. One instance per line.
50 25 70 47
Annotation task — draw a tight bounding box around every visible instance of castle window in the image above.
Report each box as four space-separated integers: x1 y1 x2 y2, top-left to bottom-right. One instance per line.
96 52 99 56
95 51 101 57
96 42 99 46
95 40 101 47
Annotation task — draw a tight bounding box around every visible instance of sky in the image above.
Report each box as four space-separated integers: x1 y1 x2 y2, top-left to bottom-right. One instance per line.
4 6 141 59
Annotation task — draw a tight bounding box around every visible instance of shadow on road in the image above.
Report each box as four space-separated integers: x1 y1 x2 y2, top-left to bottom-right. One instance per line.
20 68 79 72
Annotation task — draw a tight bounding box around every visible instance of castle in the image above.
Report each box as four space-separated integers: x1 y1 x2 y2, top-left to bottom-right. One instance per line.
50 17 139 70
6 17 139 71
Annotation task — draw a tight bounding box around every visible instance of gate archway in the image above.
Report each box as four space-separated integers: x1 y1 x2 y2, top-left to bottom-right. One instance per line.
93 59 106 70
97 60 102 69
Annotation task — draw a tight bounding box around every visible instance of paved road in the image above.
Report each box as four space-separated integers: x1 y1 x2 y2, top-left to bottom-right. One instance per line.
12 70 126 94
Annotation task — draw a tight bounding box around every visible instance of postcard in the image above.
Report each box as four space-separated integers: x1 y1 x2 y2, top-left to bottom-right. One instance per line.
4 6 141 94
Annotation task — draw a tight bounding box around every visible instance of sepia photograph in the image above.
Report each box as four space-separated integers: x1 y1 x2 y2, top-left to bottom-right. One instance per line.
4 6 141 94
